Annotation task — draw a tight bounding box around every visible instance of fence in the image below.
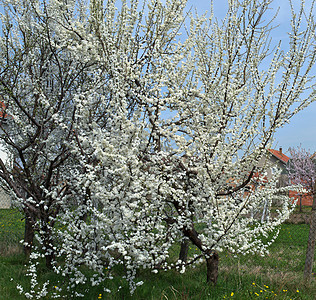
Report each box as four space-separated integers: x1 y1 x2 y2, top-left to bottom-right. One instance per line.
0 188 11 208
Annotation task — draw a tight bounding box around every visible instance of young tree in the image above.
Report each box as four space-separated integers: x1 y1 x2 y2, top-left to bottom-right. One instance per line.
287 146 316 211
1 0 316 297
0 0 92 266
287 146 316 282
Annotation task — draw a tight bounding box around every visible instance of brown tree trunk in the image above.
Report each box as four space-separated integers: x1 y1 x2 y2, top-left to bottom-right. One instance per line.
45 251 54 269
41 215 55 269
23 213 35 258
304 182 316 283
44 235 55 269
179 239 189 263
182 227 219 285
206 252 219 284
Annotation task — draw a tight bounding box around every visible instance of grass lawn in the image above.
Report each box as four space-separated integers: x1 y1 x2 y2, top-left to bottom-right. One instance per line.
0 209 315 299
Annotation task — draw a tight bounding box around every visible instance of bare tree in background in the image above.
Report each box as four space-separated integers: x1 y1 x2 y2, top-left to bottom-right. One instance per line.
287 146 316 282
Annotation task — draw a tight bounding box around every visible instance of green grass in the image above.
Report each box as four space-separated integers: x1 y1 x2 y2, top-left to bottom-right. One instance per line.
0 209 315 299
292 206 312 213
0 209 24 256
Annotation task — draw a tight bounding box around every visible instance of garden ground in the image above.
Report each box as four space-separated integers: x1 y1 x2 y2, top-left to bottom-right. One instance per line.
0 208 315 299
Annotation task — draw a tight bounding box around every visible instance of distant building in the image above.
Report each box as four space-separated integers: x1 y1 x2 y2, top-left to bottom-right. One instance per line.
0 102 11 209
257 147 289 187
288 151 316 207
258 148 315 207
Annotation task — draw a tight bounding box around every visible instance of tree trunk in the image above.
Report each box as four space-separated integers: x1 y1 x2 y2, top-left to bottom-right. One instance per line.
179 239 189 263
44 235 55 269
41 217 55 269
206 252 219 284
45 251 54 269
261 199 268 223
304 183 316 283
23 213 35 258
182 227 219 285
299 194 303 213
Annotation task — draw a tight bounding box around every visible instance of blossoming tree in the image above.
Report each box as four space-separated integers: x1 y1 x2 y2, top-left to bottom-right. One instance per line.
287 146 316 282
1 0 316 297
288 146 316 204
0 0 90 266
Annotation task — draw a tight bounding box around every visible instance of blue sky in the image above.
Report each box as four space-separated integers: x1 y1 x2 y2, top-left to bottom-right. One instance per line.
186 0 316 154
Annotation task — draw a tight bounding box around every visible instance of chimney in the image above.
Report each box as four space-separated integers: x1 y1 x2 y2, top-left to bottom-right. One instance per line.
279 147 282 154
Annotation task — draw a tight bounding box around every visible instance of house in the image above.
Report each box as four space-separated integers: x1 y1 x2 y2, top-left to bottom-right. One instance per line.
258 147 314 207
288 151 316 207
257 147 289 187
0 102 12 209
0 140 11 208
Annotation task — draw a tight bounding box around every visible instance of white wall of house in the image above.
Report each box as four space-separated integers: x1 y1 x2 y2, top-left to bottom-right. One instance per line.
0 145 11 208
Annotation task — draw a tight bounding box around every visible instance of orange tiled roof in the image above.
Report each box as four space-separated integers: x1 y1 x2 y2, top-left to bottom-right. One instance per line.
267 148 290 164
0 101 9 119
